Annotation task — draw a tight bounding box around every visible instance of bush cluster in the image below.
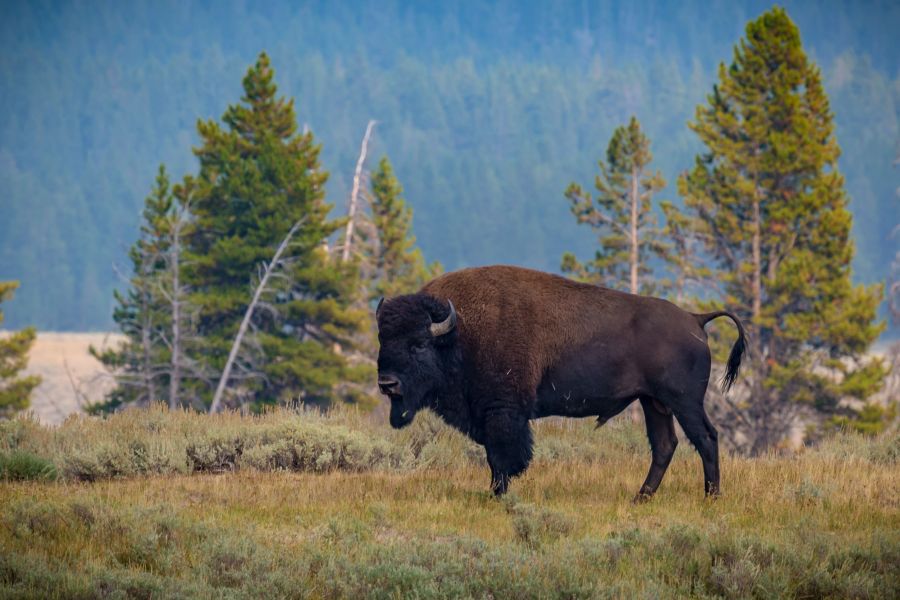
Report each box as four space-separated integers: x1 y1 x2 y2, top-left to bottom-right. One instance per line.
0 405 420 481
2 405 898 485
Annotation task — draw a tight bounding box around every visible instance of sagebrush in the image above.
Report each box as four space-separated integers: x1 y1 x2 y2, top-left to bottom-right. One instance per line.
1 406 898 598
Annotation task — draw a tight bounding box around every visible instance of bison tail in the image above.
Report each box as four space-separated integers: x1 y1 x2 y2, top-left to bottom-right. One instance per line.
693 311 748 394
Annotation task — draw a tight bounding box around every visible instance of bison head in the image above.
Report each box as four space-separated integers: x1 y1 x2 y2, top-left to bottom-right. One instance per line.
375 294 459 428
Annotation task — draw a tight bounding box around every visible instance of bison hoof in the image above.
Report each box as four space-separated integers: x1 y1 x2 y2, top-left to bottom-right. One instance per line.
632 491 654 504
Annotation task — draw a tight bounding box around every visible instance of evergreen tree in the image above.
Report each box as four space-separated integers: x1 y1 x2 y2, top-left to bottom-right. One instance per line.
677 8 886 451
562 117 667 294
0 281 41 418
91 166 175 410
186 53 369 409
367 156 441 300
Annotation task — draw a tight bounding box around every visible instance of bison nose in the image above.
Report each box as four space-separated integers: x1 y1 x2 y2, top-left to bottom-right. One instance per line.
378 376 401 396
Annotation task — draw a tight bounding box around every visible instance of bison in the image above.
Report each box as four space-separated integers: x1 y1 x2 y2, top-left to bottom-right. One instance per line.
375 265 746 499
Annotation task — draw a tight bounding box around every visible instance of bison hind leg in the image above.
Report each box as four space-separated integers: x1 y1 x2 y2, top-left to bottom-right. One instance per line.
484 409 533 496
634 397 678 503
670 396 720 497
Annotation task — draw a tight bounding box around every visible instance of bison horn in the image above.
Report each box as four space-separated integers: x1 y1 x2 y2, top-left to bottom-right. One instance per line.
430 300 457 337
375 297 385 320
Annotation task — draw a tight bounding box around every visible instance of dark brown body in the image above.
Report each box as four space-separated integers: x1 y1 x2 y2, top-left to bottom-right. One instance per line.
425 265 715 421
377 265 746 498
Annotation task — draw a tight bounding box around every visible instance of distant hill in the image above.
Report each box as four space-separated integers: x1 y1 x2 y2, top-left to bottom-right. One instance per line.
0 0 897 331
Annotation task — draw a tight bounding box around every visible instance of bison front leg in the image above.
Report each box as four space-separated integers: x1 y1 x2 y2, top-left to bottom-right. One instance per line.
484 408 533 496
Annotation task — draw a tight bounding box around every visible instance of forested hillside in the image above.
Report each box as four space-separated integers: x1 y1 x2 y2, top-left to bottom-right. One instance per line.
1 0 897 330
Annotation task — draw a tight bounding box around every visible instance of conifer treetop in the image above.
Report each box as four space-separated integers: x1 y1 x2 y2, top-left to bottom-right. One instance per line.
224 52 297 142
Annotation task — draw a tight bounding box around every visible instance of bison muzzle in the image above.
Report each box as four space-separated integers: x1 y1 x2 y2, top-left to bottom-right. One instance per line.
375 265 746 499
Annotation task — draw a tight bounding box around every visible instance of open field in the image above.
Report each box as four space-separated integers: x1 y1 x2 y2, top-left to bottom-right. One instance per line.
1 407 898 598
10 332 123 425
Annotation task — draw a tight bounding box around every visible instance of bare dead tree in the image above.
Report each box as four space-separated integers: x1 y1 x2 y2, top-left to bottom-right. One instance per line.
155 179 210 410
209 217 307 413
341 120 377 262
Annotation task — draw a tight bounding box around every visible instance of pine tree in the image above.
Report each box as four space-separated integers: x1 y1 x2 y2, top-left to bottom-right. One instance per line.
367 156 441 300
91 166 177 410
186 53 369 409
562 117 667 294
677 8 886 451
0 282 41 418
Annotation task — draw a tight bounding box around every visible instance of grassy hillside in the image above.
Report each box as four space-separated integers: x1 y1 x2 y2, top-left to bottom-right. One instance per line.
1 407 898 598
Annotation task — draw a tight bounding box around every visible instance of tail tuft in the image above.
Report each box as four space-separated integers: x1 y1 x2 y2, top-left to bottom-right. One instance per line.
693 310 748 394
721 329 745 393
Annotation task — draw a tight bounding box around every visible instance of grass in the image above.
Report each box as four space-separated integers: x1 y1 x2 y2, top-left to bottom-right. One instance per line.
0 406 898 598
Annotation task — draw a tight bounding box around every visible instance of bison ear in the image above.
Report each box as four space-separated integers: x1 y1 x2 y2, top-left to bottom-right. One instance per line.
375 297 385 321
429 299 457 337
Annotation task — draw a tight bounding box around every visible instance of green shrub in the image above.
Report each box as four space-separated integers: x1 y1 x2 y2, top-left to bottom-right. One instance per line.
814 429 900 465
0 450 57 481
186 434 244 472
503 495 574 548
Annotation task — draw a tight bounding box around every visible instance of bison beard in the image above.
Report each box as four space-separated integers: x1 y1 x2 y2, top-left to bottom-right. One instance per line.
376 265 747 499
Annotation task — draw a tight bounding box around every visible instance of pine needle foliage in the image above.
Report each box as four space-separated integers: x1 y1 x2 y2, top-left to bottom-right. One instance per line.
185 53 370 410
367 156 441 300
0 282 40 418
90 166 175 410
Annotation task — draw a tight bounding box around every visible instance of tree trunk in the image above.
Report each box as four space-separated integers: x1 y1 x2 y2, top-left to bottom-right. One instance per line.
168 215 182 410
751 192 762 351
141 323 155 404
629 165 639 295
140 280 156 405
748 188 768 448
629 165 642 424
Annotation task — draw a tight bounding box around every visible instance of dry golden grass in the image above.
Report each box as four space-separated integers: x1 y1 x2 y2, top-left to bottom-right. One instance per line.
1 408 898 598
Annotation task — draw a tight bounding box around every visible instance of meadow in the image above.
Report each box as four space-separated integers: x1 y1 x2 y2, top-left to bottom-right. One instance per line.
0 406 897 599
